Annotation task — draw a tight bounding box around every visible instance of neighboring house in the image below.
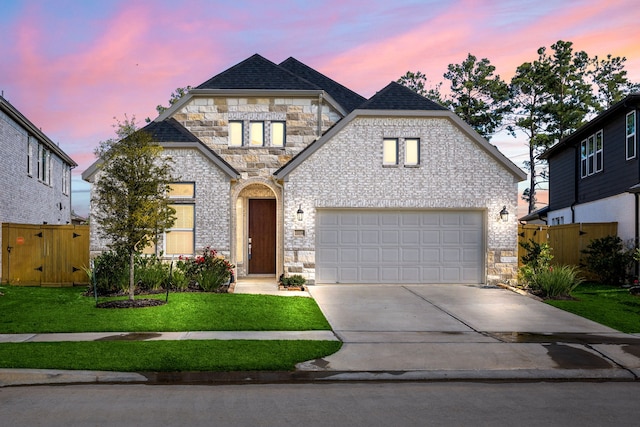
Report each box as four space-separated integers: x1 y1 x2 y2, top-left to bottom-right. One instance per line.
541 93 640 245
83 54 526 285
0 95 78 277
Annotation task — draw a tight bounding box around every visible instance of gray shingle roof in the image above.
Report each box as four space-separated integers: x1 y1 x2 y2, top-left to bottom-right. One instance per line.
358 82 447 111
141 118 201 143
279 57 366 113
196 54 320 90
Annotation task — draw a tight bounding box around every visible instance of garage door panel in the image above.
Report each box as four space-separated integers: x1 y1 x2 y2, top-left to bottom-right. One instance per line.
316 210 484 284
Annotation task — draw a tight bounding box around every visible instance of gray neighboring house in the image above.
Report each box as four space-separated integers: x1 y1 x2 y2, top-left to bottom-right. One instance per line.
83 54 526 285
0 95 78 276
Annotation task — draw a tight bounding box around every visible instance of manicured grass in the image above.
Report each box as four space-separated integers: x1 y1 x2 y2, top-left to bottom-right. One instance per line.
547 282 640 333
0 340 341 372
0 286 331 333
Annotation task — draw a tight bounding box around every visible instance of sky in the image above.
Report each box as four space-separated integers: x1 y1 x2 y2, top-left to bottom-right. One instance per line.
1 0 639 217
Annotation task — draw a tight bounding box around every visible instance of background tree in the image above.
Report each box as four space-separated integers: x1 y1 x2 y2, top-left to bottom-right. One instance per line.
93 116 176 301
397 71 445 105
443 53 510 140
590 54 640 112
156 86 192 115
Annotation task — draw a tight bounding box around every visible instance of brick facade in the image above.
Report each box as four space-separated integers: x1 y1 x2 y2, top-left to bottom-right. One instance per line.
281 116 520 284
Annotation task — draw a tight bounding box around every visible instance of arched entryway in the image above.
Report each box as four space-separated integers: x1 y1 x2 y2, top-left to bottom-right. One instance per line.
231 180 283 278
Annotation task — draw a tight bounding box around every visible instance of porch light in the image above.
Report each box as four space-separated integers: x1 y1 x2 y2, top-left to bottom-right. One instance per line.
296 205 304 221
499 206 509 222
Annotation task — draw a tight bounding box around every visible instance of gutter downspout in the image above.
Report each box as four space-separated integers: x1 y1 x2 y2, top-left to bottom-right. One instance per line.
571 144 579 223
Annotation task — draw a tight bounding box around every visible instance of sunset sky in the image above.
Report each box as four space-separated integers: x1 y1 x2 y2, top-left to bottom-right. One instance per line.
2 0 639 217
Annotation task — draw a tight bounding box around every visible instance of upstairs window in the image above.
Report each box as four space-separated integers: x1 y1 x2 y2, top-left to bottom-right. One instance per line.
62 165 70 195
27 137 33 176
581 130 603 178
627 111 636 160
383 139 398 165
405 138 420 166
37 143 51 185
250 122 264 146
271 121 285 147
229 121 243 147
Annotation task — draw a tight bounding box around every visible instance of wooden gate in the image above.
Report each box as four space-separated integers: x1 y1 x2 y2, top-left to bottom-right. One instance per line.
1 223 89 286
518 222 618 267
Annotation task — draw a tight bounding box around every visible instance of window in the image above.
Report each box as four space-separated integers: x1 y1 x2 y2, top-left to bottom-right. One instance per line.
552 216 564 225
62 165 70 195
27 137 33 176
627 111 636 160
383 139 398 165
166 204 195 255
271 121 285 147
580 130 603 177
229 121 243 146
37 143 51 184
165 183 195 255
250 122 264 146
405 138 420 166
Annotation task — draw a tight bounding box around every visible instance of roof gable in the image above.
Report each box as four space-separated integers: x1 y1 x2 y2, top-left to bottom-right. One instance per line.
82 119 239 181
359 82 447 111
0 95 77 167
196 54 320 91
279 57 366 113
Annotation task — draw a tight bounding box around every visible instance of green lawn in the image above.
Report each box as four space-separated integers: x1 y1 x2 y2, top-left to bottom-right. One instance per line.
0 286 331 333
547 282 640 333
0 286 339 371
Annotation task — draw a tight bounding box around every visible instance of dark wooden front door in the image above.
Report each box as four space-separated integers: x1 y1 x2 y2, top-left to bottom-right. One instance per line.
248 199 276 274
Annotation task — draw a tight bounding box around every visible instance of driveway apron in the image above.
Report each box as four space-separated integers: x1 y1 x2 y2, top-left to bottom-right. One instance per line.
303 284 640 378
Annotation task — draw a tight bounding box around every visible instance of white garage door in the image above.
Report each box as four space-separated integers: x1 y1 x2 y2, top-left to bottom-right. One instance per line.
316 209 484 284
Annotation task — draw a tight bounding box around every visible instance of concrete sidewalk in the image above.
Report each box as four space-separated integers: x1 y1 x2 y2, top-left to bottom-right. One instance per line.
3 282 640 386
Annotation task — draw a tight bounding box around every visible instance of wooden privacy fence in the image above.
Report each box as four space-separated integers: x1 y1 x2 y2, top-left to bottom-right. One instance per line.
1 223 89 286
518 222 618 267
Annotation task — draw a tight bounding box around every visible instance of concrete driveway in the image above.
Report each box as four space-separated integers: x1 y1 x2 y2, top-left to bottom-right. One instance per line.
302 284 640 380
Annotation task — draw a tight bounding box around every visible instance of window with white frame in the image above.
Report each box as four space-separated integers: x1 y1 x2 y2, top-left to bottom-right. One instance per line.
383 138 398 165
37 143 51 184
627 111 636 160
62 165 70 195
580 130 603 177
27 137 33 176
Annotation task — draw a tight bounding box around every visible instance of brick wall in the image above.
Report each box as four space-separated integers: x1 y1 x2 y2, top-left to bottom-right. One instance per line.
281 116 521 284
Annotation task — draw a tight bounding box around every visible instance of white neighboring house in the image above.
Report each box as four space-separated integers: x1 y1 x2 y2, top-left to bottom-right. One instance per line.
83 54 526 285
0 95 77 277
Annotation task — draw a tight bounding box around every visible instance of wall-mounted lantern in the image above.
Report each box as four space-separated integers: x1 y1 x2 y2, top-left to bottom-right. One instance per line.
499 206 509 222
296 205 304 221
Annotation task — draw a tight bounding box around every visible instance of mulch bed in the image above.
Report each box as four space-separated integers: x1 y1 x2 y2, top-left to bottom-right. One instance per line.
96 299 167 309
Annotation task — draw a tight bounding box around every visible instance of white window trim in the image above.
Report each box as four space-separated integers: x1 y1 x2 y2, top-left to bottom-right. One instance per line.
627 111 636 160
580 129 603 177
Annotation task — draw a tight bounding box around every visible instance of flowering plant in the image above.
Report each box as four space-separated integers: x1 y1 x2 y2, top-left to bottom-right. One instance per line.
176 247 234 291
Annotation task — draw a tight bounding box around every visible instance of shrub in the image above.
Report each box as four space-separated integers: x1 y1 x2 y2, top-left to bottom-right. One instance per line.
518 240 553 289
280 274 306 287
176 247 234 292
92 249 129 295
581 235 633 286
134 254 169 291
534 265 584 298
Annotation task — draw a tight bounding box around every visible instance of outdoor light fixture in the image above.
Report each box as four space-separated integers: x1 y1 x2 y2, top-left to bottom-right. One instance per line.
499 206 509 222
296 205 304 221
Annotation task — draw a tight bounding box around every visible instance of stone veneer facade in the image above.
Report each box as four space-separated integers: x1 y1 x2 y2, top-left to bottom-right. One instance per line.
281 116 521 285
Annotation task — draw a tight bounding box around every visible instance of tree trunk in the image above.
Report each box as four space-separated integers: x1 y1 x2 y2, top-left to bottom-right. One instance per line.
129 250 135 301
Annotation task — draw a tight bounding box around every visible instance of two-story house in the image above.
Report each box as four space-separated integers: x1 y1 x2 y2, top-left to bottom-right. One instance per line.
0 95 78 277
83 54 526 285
541 93 640 245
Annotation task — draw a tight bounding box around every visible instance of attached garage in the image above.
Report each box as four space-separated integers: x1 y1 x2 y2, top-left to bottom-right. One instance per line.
316 209 485 284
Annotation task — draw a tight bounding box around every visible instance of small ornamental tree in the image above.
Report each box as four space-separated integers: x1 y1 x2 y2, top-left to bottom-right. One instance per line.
93 116 176 301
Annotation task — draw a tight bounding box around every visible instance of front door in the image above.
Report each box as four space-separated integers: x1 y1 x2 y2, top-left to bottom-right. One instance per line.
248 199 276 274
